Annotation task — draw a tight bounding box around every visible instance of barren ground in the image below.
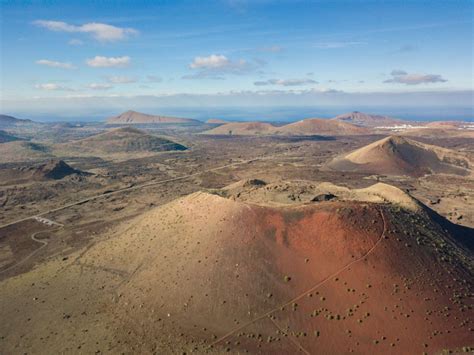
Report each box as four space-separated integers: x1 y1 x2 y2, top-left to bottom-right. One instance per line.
0 126 472 354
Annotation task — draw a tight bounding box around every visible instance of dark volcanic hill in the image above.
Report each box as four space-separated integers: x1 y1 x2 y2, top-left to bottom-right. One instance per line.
22 159 85 180
0 130 19 143
106 110 200 124
326 135 472 177
61 127 187 154
332 111 404 127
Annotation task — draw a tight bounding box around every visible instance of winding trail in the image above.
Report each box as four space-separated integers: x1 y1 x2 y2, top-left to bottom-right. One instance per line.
210 208 388 351
0 153 279 231
269 316 311 355
0 226 63 275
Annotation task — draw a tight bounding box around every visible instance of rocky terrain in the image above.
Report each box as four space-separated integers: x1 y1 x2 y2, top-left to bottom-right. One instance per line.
0 110 472 354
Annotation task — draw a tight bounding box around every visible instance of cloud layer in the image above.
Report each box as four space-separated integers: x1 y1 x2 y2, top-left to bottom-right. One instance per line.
87 83 113 90
106 75 137 84
35 83 74 91
384 70 447 85
254 78 318 86
36 59 76 69
185 54 262 79
33 20 138 42
86 56 131 68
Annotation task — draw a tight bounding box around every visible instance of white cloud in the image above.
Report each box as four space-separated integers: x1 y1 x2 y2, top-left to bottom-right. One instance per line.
87 83 113 90
36 59 76 69
310 88 343 94
186 54 263 79
106 75 137 84
35 83 74 91
384 70 447 85
33 20 138 42
86 56 131 68
254 78 318 86
190 54 232 69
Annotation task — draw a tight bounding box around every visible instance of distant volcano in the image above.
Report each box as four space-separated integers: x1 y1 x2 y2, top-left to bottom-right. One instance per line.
331 111 405 127
61 127 187 154
326 135 472 176
106 110 200 124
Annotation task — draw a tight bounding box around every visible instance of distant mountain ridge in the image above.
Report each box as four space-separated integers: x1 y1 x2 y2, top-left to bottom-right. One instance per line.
331 111 404 127
204 117 369 136
106 110 200 124
0 114 34 129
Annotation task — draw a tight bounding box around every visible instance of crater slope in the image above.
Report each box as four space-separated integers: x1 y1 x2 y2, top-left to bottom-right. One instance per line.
1 181 472 354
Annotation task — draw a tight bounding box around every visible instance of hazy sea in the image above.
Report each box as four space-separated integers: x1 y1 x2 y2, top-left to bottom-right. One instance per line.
8 106 474 123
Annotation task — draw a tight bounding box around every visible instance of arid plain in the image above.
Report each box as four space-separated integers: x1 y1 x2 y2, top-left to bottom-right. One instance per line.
0 111 473 354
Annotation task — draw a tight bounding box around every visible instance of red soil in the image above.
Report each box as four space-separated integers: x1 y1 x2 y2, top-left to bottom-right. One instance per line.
78 192 473 353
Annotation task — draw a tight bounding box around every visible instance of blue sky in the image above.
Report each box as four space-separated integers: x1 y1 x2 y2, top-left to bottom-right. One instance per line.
1 0 473 121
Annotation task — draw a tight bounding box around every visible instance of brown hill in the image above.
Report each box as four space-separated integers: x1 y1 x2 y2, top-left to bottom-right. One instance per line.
206 118 232 124
332 111 404 127
326 135 472 177
106 110 199 124
2 182 472 354
425 121 472 129
275 118 369 135
203 121 277 135
59 127 187 155
0 141 53 163
401 128 474 139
